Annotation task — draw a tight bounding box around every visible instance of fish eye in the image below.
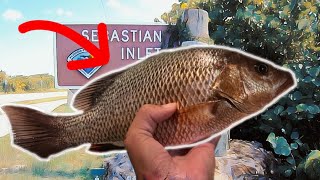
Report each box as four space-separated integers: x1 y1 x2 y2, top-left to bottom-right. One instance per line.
254 63 268 75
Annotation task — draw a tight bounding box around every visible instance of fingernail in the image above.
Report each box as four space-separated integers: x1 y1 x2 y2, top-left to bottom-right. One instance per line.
161 103 176 109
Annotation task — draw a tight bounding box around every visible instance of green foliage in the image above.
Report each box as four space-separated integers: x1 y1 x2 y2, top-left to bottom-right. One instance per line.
31 163 47 177
31 162 91 178
0 70 6 92
78 166 91 179
267 133 291 156
257 60 320 178
162 0 320 179
296 150 320 180
163 0 320 64
161 3 184 24
304 150 320 179
164 18 193 48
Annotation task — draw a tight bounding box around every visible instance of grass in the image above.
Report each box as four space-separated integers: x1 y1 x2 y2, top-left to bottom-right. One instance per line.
0 131 103 172
0 103 106 179
52 104 75 113
0 173 83 180
0 135 35 168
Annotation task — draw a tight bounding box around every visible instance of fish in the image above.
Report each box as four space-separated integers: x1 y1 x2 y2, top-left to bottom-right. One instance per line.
1 46 296 159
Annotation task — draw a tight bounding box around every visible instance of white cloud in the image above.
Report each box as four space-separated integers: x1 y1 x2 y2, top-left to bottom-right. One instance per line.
2 9 23 21
104 0 178 22
56 8 73 17
138 0 179 19
43 8 73 17
106 0 121 8
106 0 137 17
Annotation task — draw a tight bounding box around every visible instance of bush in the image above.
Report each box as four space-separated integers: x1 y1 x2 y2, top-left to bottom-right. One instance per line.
297 150 320 179
260 61 320 179
31 163 48 177
163 0 320 179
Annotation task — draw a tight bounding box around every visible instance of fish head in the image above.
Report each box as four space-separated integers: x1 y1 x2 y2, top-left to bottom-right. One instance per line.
212 51 296 114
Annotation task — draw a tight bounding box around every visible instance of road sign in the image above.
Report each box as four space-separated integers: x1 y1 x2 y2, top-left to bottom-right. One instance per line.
90 168 105 180
55 24 169 89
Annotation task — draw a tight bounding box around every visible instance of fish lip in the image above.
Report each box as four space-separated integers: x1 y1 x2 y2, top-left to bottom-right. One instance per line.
276 77 294 95
212 89 250 114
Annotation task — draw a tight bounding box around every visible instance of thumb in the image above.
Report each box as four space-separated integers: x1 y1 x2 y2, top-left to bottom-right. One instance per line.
184 137 220 173
130 103 177 136
186 137 220 161
125 103 177 179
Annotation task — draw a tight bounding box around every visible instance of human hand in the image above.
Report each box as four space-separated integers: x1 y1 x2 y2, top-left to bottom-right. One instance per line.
125 103 220 180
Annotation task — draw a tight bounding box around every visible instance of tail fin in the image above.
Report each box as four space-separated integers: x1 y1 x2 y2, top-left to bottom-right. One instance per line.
1 105 71 159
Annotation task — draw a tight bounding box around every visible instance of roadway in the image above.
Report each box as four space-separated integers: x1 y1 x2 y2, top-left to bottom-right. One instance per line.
0 91 67 104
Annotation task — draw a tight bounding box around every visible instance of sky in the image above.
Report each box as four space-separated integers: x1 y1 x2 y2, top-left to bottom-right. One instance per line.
0 0 178 76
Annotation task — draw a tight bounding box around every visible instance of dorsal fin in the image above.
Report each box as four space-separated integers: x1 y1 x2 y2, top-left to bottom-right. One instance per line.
73 71 124 111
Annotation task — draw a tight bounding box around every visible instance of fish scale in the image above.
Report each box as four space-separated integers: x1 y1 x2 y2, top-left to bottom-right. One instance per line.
61 49 219 145
2 46 295 158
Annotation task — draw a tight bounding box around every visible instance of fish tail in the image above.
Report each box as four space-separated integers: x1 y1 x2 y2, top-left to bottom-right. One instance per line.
1 105 73 159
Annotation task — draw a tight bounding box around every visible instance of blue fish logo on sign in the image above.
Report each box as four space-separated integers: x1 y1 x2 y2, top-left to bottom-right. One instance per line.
67 48 102 79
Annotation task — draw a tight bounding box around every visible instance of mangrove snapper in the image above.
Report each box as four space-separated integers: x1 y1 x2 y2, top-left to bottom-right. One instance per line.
1 46 296 159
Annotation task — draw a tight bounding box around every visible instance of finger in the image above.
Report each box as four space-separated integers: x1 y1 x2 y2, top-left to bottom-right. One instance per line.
187 136 220 159
124 103 177 178
131 103 177 136
185 137 220 173
187 142 215 162
169 136 221 157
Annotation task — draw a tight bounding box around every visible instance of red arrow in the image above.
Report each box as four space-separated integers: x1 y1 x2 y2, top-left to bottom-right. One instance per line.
18 20 110 70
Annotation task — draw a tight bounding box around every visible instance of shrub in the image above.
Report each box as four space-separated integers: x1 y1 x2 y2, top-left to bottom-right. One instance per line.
261 61 320 179
31 163 48 177
163 0 320 179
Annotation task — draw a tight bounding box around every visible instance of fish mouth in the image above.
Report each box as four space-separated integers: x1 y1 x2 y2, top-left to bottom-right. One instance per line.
276 77 295 95
212 89 250 114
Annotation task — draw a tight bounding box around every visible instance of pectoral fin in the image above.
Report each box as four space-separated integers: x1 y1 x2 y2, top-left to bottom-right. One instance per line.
156 101 220 146
157 100 246 146
180 100 246 134
177 101 217 125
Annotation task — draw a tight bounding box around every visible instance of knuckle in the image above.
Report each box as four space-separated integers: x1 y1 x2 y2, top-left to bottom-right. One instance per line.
124 129 141 148
123 136 130 147
190 168 211 179
124 130 134 147
150 162 170 179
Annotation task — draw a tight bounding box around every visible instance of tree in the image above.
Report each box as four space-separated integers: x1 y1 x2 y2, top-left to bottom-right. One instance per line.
0 70 7 92
162 0 320 178
161 3 184 24
154 18 160 23
163 0 320 64
0 70 6 82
